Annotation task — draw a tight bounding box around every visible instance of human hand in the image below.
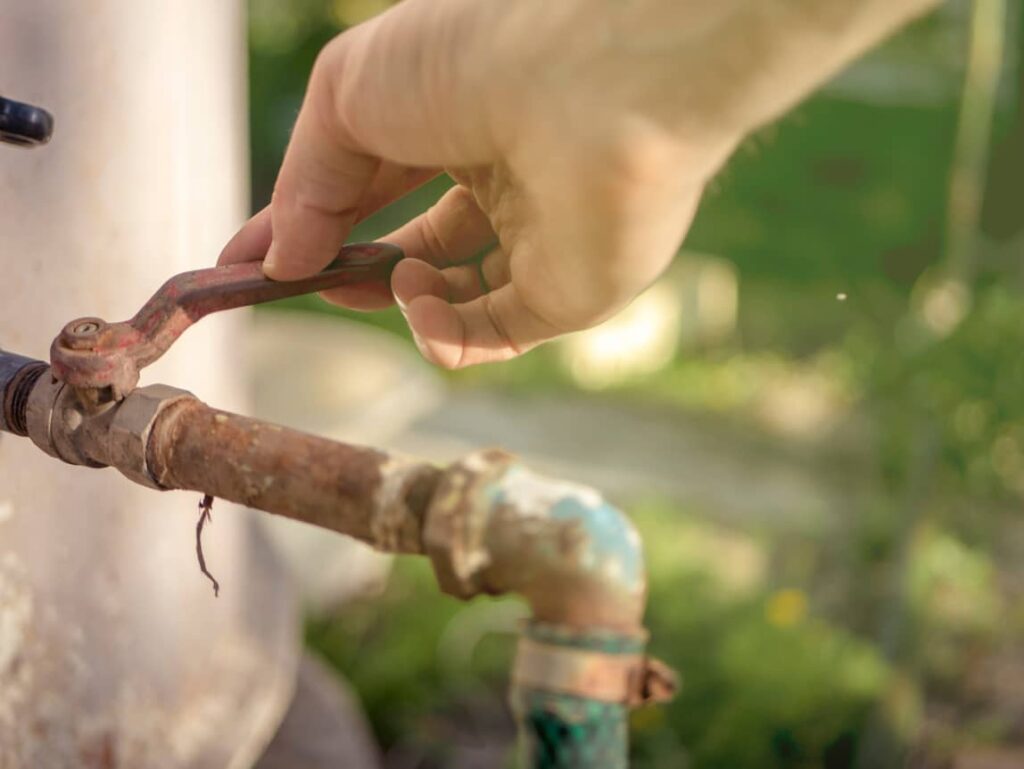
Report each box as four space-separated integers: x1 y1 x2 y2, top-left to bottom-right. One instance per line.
220 0 936 368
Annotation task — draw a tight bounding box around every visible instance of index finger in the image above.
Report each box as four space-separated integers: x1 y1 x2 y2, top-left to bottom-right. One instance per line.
217 163 439 267
261 49 380 281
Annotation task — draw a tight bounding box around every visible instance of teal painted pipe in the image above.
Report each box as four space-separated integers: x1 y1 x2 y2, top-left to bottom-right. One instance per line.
512 624 647 769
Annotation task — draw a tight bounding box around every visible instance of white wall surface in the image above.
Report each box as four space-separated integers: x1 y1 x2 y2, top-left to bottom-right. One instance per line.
0 3 298 767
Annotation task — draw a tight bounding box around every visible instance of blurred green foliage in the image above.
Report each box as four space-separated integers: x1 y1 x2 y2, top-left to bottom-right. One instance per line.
251 1 1024 767
310 505 896 768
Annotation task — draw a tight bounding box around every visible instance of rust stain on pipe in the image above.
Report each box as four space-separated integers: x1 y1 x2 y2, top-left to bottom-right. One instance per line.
147 399 439 554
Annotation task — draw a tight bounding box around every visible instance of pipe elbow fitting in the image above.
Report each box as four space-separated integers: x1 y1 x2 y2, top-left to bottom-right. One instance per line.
424 450 646 634
426 451 676 769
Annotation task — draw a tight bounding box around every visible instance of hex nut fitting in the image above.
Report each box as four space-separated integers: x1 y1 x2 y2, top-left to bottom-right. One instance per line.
106 384 195 488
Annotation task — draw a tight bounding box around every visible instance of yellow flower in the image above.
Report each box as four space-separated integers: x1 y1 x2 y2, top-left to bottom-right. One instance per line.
765 589 808 628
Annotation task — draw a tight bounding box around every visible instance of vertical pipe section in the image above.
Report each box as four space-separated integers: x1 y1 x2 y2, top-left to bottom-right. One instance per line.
512 625 646 769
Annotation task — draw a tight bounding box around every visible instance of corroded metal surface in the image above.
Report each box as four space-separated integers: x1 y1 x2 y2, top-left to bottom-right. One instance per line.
513 627 678 708
147 399 440 554
2 353 439 553
19 370 194 480
104 385 197 487
50 243 401 401
423 448 516 597
24 370 100 464
1 351 678 769
425 452 648 632
512 636 646 704
422 452 677 768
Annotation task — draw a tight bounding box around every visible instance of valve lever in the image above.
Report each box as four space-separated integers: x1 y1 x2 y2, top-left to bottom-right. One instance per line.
50 243 402 401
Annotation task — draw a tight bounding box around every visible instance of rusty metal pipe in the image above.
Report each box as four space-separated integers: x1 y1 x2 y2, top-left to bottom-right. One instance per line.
1 350 675 768
147 398 439 554
2 354 439 554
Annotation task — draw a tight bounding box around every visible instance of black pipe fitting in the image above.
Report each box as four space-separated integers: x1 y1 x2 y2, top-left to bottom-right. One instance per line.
0 351 46 434
0 95 54 147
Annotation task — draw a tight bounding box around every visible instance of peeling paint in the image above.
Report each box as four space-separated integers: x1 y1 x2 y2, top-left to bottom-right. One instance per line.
371 455 433 553
494 466 604 516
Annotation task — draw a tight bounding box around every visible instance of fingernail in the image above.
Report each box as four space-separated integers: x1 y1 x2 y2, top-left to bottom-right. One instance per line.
262 243 280 276
410 328 434 363
398 302 433 363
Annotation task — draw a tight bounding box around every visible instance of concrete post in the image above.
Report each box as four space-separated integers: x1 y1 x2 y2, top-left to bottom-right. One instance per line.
0 3 297 768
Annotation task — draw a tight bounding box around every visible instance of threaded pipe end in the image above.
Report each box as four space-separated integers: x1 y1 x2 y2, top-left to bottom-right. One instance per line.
3 362 47 436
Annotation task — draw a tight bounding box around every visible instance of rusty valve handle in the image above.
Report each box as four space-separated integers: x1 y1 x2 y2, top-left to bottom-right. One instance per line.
50 242 402 401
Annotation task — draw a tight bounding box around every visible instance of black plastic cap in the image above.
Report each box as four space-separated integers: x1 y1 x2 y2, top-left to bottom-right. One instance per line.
0 95 54 147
